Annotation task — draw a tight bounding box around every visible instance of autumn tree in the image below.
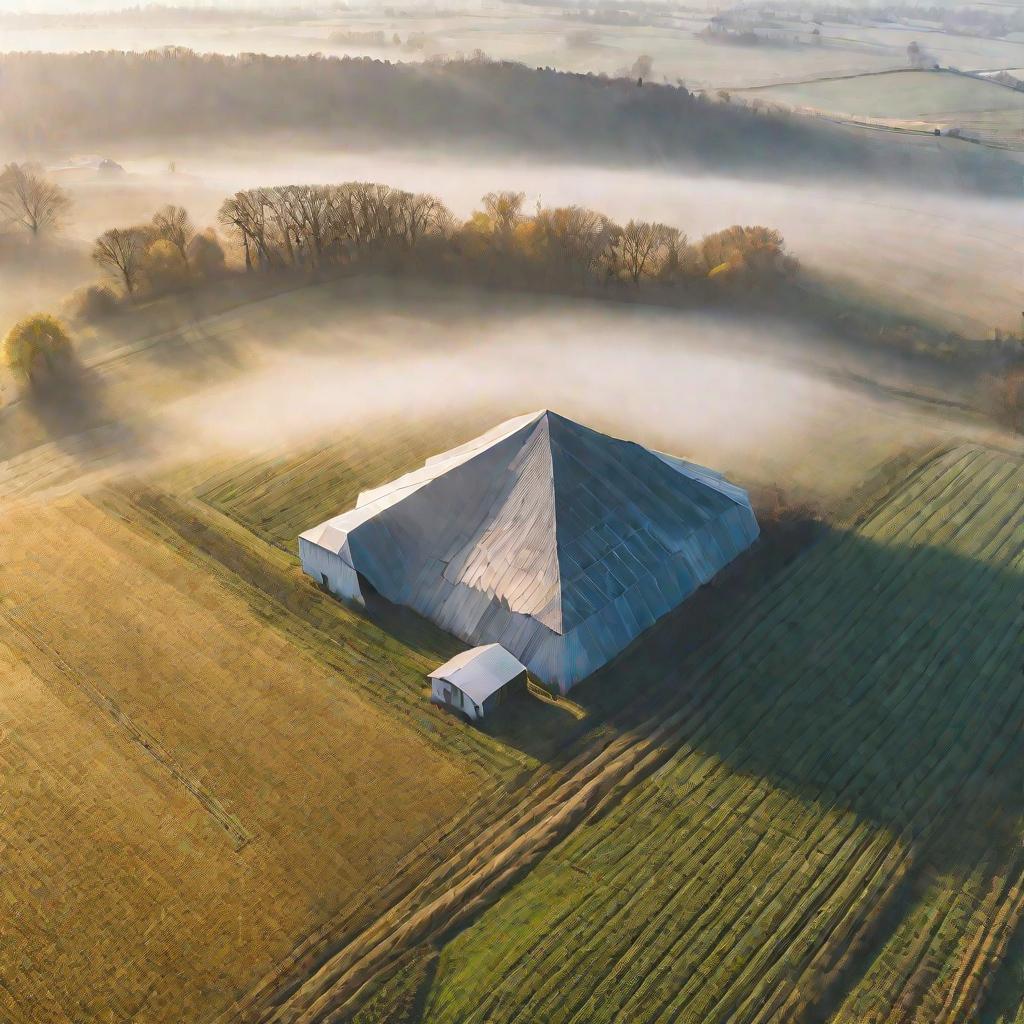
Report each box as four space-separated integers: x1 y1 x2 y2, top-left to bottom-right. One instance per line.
187 230 226 278
2 314 72 382
0 163 71 238
151 204 195 269
534 205 619 283
614 220 681 284
92 226 149 295
481 191 526 237
702 225 794 282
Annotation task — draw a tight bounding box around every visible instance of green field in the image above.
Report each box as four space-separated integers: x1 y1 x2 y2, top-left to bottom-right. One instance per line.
738 68 1024 149
741 69 1024 120
0 270 1021 1023
738 67 1024 151
361 443 1024 1024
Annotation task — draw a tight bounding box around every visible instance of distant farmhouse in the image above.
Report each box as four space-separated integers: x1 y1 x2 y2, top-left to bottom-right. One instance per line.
299 411 759 693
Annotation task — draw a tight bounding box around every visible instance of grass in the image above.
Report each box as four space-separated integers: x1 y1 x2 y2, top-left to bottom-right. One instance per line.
738 68 1024 151
407 443 1024 1024
183 409 500 554
0 283 1019 1024
0 487 519 1024
742 69 1024 120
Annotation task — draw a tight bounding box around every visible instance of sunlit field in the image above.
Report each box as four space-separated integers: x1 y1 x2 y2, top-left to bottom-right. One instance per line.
0 5 1022 1022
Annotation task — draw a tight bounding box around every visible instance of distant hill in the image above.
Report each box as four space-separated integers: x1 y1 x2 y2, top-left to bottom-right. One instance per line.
2 51 1020 194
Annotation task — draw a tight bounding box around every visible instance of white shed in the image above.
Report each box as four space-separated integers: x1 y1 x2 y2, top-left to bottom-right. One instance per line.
429 644 528 721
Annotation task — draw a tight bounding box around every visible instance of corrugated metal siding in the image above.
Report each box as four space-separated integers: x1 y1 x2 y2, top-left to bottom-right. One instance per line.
299 410 759 693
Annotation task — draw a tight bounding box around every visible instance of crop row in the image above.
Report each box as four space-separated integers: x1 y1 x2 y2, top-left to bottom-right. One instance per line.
420 446 1024 1024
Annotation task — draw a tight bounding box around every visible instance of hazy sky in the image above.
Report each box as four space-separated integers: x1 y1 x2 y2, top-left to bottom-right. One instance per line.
0 0 455 11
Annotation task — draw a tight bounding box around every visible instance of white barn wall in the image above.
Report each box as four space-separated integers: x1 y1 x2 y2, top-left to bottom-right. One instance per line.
298 537 364 604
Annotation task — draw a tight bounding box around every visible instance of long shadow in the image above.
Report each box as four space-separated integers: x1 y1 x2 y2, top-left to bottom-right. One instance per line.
2 356 151 478
353 510 820 765
360 578 585 763
351 503 1023 877
575 524 1024 876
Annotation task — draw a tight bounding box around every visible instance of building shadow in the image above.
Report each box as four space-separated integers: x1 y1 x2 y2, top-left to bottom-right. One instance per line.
573 521 1023 877
340 502 1022 879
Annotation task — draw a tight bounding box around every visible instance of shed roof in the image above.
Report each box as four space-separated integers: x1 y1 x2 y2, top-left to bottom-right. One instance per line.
429 644 527 705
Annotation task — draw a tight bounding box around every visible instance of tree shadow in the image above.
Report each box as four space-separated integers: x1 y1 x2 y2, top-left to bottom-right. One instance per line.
12 356 151 478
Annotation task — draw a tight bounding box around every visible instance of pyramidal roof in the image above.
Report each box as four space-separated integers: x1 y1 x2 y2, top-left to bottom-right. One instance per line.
301 409 752 637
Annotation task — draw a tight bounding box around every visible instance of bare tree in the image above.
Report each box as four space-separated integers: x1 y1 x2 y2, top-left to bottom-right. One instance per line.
481 191 525 237
402 192 454 246
536 205 618 282
0 163 71 238
151 204 195 269
218 191 274 271
616 220 679 283
92 227 148 295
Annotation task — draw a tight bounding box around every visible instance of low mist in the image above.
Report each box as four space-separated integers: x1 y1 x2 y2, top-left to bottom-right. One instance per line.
107 291 999 508
34 143 1024 337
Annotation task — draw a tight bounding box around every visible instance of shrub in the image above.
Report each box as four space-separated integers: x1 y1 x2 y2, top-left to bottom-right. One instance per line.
2 313 73 382
142 237 190 295
62 283 120 323
187 229 226 279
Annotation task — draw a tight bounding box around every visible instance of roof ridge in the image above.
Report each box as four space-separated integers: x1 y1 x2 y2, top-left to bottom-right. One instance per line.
533 411 564 635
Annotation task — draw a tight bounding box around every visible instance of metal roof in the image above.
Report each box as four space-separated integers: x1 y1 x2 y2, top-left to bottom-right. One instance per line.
428 644 527 705
300 410 759 692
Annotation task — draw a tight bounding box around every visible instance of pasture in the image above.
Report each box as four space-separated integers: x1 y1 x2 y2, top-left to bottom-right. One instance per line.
745 69 1024 119
0 485 524 1024
8 4 1024 90
407 444 1024 1024
740 69 1024 150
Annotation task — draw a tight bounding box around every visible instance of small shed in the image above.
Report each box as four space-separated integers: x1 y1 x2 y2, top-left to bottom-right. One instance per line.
429 644 528 721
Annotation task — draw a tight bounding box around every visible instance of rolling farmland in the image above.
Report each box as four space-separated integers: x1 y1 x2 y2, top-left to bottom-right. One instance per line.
0 482 529 1024
393 444 1024 1024
0 280 1020 1022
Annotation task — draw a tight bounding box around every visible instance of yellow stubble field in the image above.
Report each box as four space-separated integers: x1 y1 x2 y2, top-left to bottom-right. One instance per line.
0 495 474 1024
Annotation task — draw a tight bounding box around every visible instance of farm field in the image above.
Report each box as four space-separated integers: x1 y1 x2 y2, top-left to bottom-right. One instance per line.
8 5 1024 89
0 483 531 1024
0 277 1020 1023
738 69 1024 149
387 443 1024 1024
0 10 903 89
743 69 1024 119
3 277 1006 506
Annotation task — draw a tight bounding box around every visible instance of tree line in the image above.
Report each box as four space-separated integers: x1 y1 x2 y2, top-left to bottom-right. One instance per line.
83 181 795 302
7 50 1018 195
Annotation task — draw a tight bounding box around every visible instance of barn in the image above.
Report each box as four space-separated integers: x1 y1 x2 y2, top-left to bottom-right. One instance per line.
429 644 528 721
299 410 759 693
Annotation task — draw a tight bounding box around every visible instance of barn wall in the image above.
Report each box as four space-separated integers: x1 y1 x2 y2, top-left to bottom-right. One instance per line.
430 678 481 720
298 539 364 604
